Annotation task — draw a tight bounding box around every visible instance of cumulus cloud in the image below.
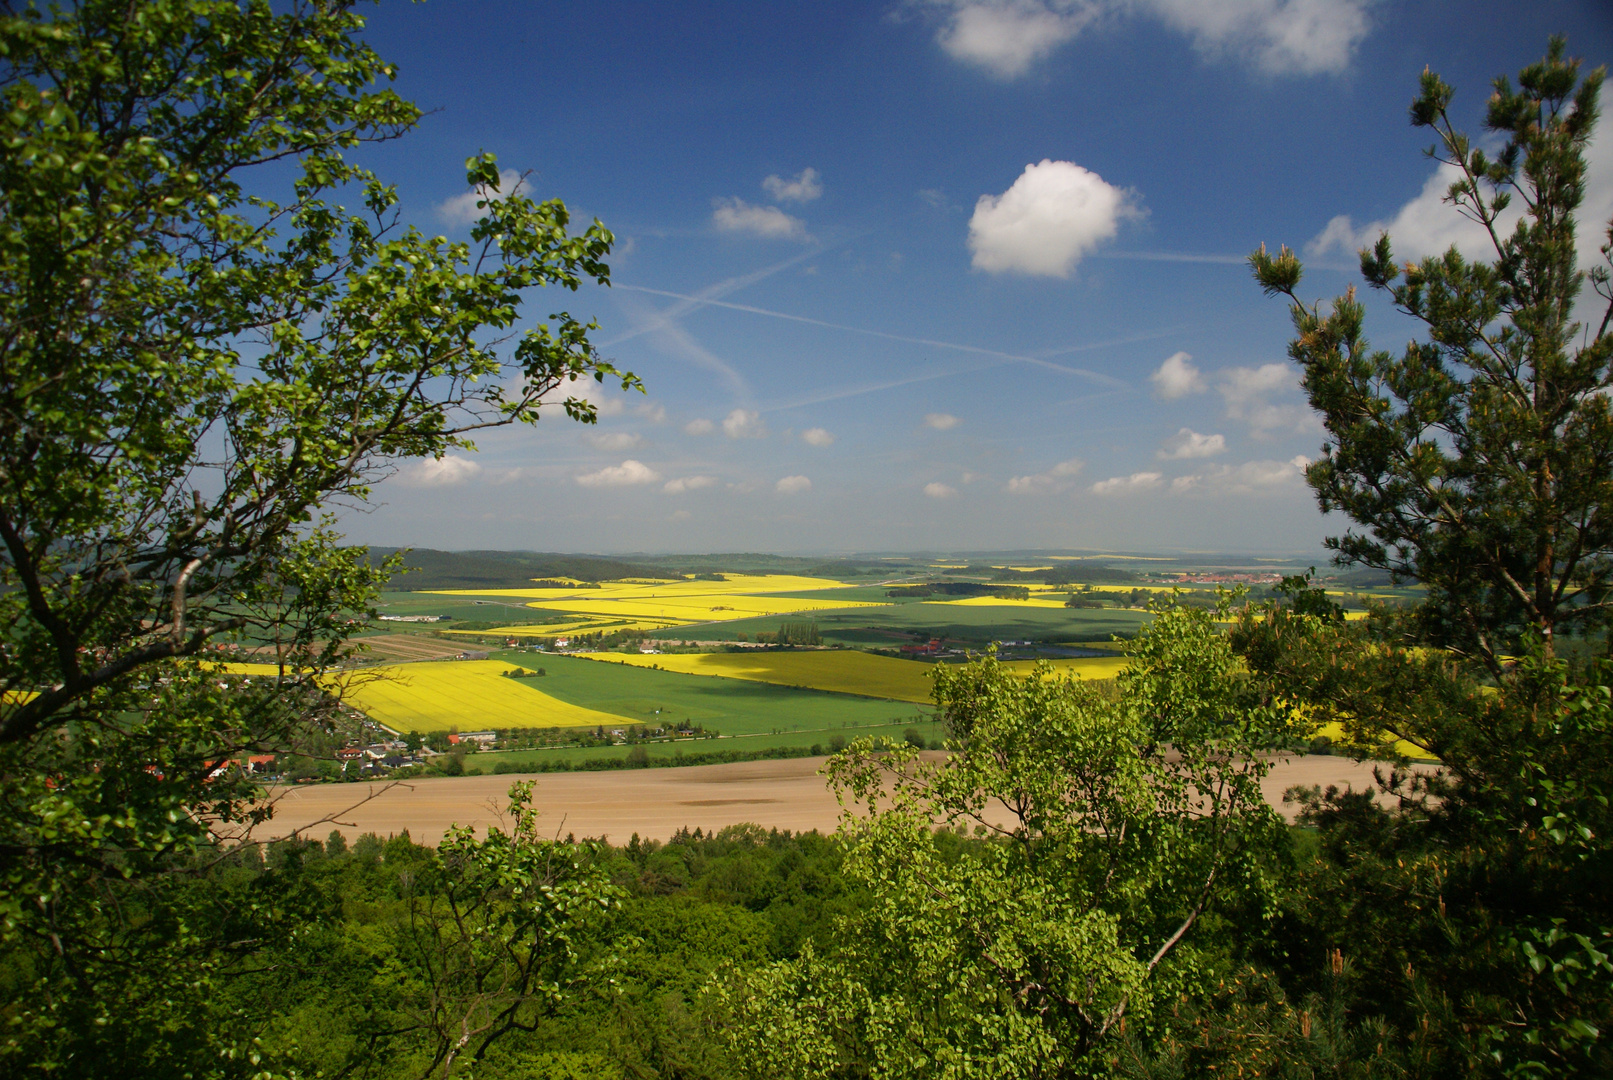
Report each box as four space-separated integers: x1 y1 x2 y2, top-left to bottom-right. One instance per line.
924 482 958 498
435 167 522 226
1007 458 1084 493
1218 363 1318 436
589 431 642 452
762 168 823 203
801 427 836 447
663 475 716 494
723 408 768 439
1150 351 1206 399
776 475 812 494
968 159 1141 277
406 455 482 487
684 418 715 436
635 402 667 424
1158 428 1227 460
712 197 811 241
1306 133 1613 270
930 0 1096 79
1091 471 1163 495
924 412 961 430
921 1 1372 80
576 459 661 488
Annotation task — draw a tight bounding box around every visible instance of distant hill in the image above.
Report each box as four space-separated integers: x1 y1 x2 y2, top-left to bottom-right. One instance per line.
368 549 672 590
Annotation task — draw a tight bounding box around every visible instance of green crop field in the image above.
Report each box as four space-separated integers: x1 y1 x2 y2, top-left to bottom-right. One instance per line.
646 599 1153 645
491 651 931 738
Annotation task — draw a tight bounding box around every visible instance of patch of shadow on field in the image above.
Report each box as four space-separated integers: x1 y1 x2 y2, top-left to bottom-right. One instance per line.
680 798 782 806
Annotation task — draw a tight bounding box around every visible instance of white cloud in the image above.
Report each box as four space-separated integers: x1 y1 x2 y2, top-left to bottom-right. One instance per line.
1006 458 1084 493
1170 455 1312 496
921 1 1372 80
670 509 692 522
1091 471 1163 495
1307 132 1613 271
723 408 768 438
406 455 482 487
802 427 836 447
924 482 958 498
435 168 523 226
1138 0 1372 76
684 418 715 436
1150 351 1205 399
762 168 823 203
635 402 667 424
776 475 812 494
931 0 1096 79
589 431 642 452
712 197 811 241
968 159 1141 277
1158 427 1227 460
576 460 661 488
924 412 961 430
1218 362 1318 436
664 475 716 494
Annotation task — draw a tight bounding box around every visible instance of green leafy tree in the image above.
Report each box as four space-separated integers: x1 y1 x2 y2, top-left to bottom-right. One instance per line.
0 0 633 1071
716 604 1292 1078
1250 37 1613 670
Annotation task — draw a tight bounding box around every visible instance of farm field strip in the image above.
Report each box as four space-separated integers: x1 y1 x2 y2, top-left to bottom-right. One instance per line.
573 650 1131 703
517 595 882 621
577 650 938 703
330 661 634 732
220 660 637 732
933 595 1080 609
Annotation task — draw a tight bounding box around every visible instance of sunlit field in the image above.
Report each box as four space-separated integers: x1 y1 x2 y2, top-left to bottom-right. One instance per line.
575 650 1131 703
330 660 632 733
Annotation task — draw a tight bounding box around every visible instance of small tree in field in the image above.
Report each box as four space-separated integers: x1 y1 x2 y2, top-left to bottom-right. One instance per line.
1250 37 1613 672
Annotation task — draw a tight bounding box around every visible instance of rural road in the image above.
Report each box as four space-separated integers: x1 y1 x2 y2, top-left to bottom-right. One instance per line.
262 754 1428 846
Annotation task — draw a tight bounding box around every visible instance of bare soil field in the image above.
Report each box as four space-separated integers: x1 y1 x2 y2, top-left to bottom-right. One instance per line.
263 755 1431 846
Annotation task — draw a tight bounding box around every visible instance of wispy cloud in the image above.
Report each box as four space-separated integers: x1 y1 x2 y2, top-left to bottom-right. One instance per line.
918 1 1375 80
802 427 836 447
924 482 958 498
776 475 812 494
925 413 961 430
664 475 717 494
762 168 823 203
723 409 768 438
1007 458 1084 493
684 418 715 436
1218 363 1318 436
1091 471 1163 495
613 284 1128 388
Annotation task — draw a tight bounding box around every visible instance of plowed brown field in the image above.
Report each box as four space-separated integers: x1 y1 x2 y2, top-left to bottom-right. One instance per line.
261 755 1433 846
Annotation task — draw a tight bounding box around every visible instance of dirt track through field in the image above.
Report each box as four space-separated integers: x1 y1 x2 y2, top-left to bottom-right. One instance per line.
263 755 1428 846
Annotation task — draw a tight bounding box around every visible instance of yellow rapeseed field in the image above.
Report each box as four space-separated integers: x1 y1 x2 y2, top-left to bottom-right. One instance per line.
576 650 1131 703
1001 656 1132 680
328 661 633 733
932 595 1075 610
577 650 938 703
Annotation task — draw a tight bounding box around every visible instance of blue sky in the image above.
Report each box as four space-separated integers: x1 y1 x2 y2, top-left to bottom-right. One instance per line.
338 1 1613 556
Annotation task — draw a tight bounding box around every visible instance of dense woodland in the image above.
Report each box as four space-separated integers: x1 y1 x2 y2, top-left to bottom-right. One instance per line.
2 4 1612 1077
